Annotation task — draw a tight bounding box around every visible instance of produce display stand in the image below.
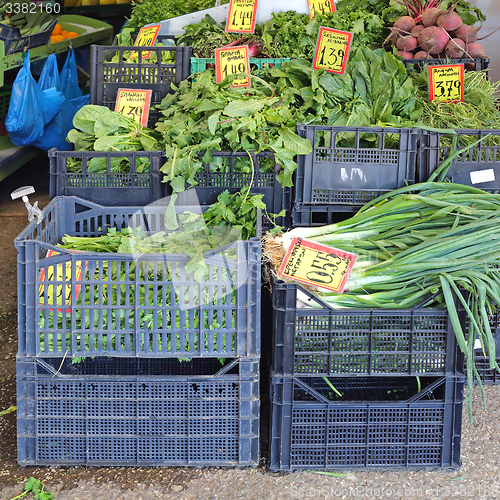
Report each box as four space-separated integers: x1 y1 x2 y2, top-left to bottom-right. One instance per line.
0 15 114 182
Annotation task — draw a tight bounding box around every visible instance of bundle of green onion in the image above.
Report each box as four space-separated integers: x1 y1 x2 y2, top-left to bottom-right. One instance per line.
271 139 500 420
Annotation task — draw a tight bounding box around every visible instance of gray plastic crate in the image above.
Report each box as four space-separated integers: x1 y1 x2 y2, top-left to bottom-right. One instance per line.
292 125 420 226
48 149 166 206
172 151 291 231
418 129 500 190
269 375 464 471
89 45 192 127
15 197 261 359
17 356 259 466
271 279 465 378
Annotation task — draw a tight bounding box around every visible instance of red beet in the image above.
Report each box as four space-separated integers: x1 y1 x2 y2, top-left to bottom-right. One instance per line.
393 16 416 35
411 25 426 37
398 51 415 59
396 35 418 52
421 7 442 27
437 11 463 32
454 23 480 43
414 50 431 59
445 38 466 58
418 26 449 55
467 42 489 58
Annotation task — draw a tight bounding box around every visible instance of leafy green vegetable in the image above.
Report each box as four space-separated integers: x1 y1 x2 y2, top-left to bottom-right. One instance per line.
9 477 53 500
66 105 162 173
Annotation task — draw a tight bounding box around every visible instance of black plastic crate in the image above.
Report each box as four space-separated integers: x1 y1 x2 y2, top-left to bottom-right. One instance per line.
48 149 166 206
418 129 500 191
466 311 500 385
292 125 420 226
171 151 291 231
0 19 56 55
17 355 259 466
15 196 261 359
269 375 464 471
89 45 192 127
271 280 465 377
402 57 489 73
291 202 356 227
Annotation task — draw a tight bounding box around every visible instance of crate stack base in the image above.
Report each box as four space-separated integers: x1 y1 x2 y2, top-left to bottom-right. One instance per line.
17 356 259 466
268 279 466 471
292 126 420 227
15 197 262 466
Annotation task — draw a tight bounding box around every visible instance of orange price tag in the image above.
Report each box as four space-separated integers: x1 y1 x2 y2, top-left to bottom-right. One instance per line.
215 45 250 88
428 64 464 103
226 0 258 34
308 0 335 19
277 238 357 293
39 250 87 312
115 89 152 127
133 24 160 59
313 27 352 75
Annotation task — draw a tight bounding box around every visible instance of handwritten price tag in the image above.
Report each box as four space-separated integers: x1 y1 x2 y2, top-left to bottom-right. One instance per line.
226 0 258 33
277 238 357 293
133 24 160 59
308 0 335 19
215 45 250 88
313 27 352 75
39 250 86 311
428 64 464 103
115 89 152 127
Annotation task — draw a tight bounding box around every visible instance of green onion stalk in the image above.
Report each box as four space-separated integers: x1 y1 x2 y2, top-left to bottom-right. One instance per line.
274 137 500 421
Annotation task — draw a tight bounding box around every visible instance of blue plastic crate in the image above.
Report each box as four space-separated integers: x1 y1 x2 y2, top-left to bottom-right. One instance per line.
271 279 465 378
17 356 259 466
269 375 464 471
48 149 166 206
15 197 261 359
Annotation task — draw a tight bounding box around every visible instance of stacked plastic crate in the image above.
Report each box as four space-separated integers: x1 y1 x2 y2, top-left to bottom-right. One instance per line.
268 279 467 471
418 128 500 385
15 42 261 466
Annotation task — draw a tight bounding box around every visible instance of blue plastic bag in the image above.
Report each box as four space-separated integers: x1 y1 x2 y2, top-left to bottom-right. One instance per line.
38 53 60 92
5 52 64 146
59 49 82 101
32 50 89 152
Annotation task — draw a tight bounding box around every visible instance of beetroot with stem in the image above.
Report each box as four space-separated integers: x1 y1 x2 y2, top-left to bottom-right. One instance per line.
418 26 449 54
437 5 463 32
393 16 416 34
467 42 489 59
411 24 426 36
445 38 466 58
421 7 443 26
397 50 415 59
396 35 418 52
454 23 480 43
414 50 432 59
392 0 442 23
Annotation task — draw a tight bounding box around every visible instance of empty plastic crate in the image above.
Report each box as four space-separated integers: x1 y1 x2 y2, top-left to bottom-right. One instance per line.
271 280 465 377
89 45 192 127
15 196 261 359
171 151 291 231
269 375 464 471
418 129 500 191
0 19 56 55
48 149 166 206
17 355 259 466
292 125 420 226
190 57 291 74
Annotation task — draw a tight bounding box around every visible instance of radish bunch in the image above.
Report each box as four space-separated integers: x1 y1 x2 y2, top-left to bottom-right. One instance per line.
388 0 489 60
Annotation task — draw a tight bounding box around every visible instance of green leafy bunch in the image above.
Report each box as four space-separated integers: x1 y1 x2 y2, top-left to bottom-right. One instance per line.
66 105 162 173
156 48 421 194
125 0 229 35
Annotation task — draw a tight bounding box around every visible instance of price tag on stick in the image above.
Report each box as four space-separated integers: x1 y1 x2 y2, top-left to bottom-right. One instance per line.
115 89 152 127
277 238 357 293
313 27 353 75
226 0 258 33
215 45 250 88
428 64 464 103
308 0 335 19
133 24 160 59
